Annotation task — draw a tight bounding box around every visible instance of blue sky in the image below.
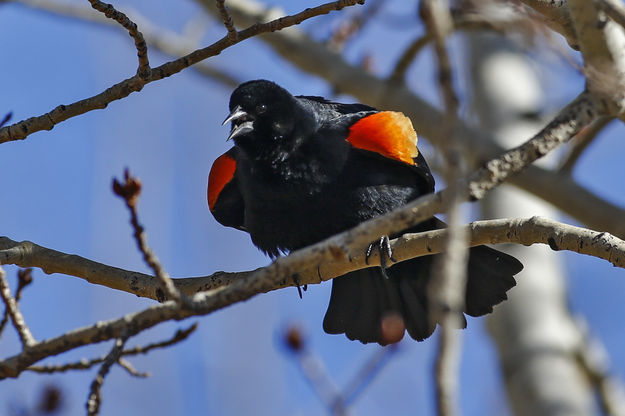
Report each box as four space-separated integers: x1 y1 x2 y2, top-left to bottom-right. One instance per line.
1 1 624 415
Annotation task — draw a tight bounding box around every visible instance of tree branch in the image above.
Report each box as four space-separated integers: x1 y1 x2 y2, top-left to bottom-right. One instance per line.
11 0 240 87
86 333 129 416
0 268 33 339
2 214 624 379
558 115 613 173
112 169 185 305
569 0 625 117
0 0 364 144
87 0 150 77
0 266 36 348
25 323 197 374
215 0 237 40
519 0 579 49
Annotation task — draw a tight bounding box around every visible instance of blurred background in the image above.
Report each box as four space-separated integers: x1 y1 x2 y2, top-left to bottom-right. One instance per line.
1 0 625 414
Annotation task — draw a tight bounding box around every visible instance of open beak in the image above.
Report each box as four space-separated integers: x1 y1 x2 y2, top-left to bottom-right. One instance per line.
223 105 254 141
222 105 247 126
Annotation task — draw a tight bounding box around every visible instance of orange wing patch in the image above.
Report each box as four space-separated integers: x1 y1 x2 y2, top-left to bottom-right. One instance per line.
208 152 237 211
347 111 418 165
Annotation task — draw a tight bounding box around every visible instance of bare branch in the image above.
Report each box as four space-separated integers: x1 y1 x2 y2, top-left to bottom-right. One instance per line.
519 0 579 49
282 326 346 415
0 112 11 129
86 0 150 77
215 0 237 40
3 211 625 308
559 116 613 173
0 266 36 348
117 358 150 378
326 0 384 51
112 169 184 305
0 268 33 339
86 334 129 416
24 323 197 374
2 214 625 379
340 345 398 406
0 0 365 144
389 14 512 83
12 0 239 87
569 0 625 117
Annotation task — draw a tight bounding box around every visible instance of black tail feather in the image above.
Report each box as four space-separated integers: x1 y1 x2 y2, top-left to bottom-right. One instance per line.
322 244 523 345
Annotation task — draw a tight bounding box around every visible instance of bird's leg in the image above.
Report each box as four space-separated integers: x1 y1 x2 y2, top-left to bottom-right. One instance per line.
365 236 397 279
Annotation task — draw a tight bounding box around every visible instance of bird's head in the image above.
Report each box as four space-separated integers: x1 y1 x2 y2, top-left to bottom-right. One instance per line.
223 80 310 147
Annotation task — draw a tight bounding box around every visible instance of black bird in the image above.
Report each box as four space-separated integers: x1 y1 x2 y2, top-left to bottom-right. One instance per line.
208 80 522 345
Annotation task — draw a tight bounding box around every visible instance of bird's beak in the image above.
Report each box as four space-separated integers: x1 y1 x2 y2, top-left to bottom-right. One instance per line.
222 105 247 126
223 105 254 141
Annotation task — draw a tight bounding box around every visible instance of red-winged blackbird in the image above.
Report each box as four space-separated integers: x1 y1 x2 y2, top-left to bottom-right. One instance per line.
208 80 522 345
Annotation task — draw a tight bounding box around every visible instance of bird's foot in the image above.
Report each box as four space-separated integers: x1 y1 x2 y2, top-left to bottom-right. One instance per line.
365 235 397 279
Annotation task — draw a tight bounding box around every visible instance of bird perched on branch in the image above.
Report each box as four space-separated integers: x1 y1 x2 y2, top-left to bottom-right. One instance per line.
208 80 522 345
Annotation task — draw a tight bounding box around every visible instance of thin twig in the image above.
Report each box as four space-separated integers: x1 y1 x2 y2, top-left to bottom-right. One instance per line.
215 0 237 40
0 268 33 339
559 116 613 173
327 0 384 51
25 323 197 374
283 327 346 415
0 0 365 144
117 358 150 378
389 16 501 83
0 266 36 348
340 345 399 406
87 0 150 77
86 334 129 416
13 0 239 87
112 169 184 305
0 112 11 129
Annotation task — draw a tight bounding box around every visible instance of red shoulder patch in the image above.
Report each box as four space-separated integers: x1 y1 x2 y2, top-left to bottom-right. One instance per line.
208 152 237 211
347 111 418 165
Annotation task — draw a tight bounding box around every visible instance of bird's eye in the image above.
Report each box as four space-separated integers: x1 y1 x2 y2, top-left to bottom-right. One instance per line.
256 104 267 114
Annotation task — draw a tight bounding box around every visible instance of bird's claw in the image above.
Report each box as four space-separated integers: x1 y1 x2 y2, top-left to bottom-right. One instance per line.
292 273 307 299
365 235 396 279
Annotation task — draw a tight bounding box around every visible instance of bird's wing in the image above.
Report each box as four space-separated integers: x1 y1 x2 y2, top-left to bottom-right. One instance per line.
339 111 436 193
207 148 246 231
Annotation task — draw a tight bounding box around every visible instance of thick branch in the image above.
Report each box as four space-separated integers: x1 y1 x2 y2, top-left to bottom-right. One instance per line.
569 0 625 116
519 0 578 48
3 213 625 304
0 0 364 143
1 213 624 379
